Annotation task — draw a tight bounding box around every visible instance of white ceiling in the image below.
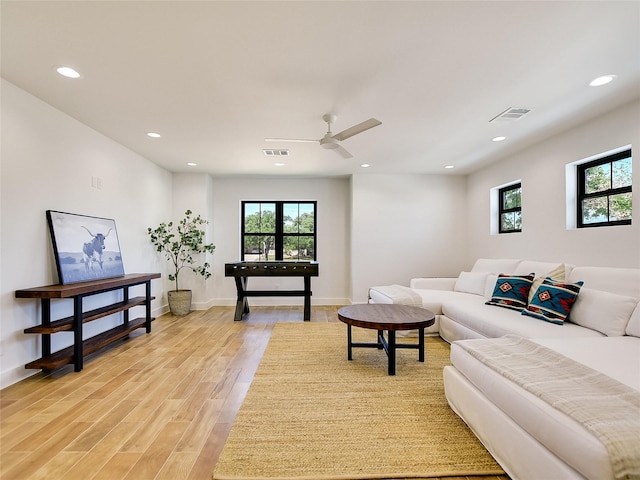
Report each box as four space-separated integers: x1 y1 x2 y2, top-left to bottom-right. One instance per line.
2 1 639 177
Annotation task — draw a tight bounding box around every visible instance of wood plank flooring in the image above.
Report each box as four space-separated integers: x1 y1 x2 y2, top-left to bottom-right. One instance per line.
1 306 508 480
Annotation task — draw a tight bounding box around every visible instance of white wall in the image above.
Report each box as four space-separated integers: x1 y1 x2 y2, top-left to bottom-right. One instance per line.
466 100 640 267
350 174 468 303
170 173 216 308
0 80 173 388
209 177 351 306
2 77 637 389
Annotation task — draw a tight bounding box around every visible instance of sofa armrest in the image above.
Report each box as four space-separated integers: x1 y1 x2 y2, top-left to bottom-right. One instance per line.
410 277 457 291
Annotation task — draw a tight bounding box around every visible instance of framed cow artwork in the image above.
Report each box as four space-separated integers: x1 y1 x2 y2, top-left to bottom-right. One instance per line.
46 210 125 285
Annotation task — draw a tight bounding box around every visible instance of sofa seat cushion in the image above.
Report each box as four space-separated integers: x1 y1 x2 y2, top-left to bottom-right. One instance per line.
369 285 482 315
449 337 640 480
413 289 482 315
534 337 640 389
442 301 604 339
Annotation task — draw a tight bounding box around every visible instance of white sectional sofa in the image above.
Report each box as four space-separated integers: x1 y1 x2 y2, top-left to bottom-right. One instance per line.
368 259 640 480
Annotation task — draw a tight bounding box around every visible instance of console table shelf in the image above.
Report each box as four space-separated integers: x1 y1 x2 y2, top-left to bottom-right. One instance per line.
16 273 161 372
24 316 153 370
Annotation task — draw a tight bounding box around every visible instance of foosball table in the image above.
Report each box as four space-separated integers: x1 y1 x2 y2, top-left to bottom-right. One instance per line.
224 261 319 321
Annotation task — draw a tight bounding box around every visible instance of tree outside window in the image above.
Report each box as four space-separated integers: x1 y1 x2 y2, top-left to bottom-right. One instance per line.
578 150 632 227
242 201 316 261
499 183 522 233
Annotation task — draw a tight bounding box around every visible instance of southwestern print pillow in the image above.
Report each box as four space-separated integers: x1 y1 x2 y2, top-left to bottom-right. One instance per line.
522 277 584 324
485 273 535 311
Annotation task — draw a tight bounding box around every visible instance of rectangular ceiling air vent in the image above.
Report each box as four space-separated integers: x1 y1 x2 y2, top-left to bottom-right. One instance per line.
263 149 290 156
489 107 532 123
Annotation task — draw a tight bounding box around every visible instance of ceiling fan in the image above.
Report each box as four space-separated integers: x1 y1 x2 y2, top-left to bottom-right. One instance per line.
265 114 382 159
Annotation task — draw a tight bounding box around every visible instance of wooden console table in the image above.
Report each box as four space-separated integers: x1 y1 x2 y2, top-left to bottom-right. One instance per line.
15 273 160 372
225 262 319 321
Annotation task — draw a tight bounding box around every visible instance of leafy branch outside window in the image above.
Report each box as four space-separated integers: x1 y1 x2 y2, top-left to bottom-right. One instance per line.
499 183 522 233
578 150 632 227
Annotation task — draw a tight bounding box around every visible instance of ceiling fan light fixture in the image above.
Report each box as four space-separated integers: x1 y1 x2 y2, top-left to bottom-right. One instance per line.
320 136 339 150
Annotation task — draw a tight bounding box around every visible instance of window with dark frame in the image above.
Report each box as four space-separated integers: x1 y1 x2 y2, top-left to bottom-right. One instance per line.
241 201 316 261
577 149 632 228
498 183 522 233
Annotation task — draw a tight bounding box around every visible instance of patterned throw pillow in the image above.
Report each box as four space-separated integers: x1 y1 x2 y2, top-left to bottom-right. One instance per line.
485 273 535 311
522 277 584 324
527 263 566 305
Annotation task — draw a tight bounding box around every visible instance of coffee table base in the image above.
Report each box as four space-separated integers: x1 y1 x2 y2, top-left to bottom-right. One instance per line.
347 324 425 375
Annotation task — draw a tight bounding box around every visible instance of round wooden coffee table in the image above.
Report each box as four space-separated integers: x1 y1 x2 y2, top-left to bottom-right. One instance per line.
337 304 435 375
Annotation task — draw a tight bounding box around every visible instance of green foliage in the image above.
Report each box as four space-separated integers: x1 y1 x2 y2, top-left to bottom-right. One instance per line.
244 209 276 260
501 212 522 232
503 187 521 210
147 210 216 291
242 202 315 261
583 157 632 223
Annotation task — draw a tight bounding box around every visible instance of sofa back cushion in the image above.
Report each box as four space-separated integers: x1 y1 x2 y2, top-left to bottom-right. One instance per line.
454 271 489 296
471 258 521 274
567 266 640 299
569 288 638 336
523 263 567 305
626 304 640 337
513 261 574 279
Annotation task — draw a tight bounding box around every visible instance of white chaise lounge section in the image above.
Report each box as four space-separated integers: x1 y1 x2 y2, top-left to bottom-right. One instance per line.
368 258 640 480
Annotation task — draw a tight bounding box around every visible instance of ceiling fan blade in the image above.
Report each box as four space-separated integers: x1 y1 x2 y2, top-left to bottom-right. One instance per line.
264 138 318 143
334 144 353 159
333 118 382 141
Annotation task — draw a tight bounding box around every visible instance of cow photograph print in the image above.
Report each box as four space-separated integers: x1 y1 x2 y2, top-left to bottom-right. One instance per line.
46 210 125 285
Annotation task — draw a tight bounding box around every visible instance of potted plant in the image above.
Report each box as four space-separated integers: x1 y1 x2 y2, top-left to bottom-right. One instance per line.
147 210 216 315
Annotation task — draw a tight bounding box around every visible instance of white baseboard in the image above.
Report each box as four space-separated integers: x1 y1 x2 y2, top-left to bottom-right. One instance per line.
1 364 39 390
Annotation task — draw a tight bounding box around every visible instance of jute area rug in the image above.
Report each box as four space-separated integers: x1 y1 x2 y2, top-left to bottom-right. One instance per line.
213 322 504 480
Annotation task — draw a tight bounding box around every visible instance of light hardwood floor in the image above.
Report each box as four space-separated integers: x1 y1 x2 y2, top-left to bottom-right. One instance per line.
1 306 508 480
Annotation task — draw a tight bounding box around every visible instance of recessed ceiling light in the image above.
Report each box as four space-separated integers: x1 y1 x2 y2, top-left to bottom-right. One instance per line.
274 162 285 167
146 132 161 138
187 162 197 167
360 164 371 168
590 75 616 87
56 66 80 78
444 165 455 169
492 136 507 142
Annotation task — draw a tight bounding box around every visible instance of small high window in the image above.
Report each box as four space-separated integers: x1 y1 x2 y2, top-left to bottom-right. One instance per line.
498 183 522 233
241 201 316 261
577 149 632 228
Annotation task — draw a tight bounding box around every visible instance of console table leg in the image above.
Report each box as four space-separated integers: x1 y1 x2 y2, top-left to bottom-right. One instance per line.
145 281 152 333
234 277 249 321
303 276 311 321
73 296 83 372
41 299 51 357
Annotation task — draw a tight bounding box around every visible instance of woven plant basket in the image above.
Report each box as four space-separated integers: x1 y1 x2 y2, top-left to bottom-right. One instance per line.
168 289 192 315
